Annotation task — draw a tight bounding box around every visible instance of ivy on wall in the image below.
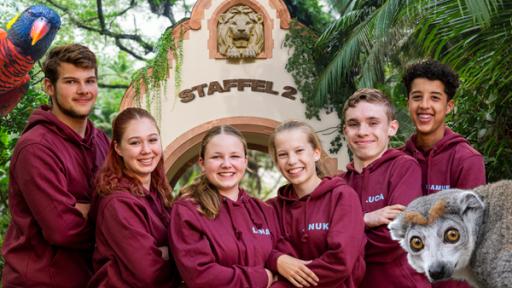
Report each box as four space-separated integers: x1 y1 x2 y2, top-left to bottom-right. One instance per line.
284 20 321 119
284 20 345 153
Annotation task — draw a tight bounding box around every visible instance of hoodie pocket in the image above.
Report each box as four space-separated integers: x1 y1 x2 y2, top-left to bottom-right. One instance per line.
49 249 92 287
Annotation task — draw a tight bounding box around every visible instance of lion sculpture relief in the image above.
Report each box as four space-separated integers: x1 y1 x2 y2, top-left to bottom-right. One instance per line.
217 5 264 59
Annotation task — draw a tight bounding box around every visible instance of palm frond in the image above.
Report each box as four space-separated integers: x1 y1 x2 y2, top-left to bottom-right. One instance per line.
313 0 424 106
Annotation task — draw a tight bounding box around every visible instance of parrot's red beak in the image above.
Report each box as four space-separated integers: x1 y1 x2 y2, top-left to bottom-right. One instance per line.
30 17 50 46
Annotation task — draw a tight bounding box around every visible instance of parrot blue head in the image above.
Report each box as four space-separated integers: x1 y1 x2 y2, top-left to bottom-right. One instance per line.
7 5 61 61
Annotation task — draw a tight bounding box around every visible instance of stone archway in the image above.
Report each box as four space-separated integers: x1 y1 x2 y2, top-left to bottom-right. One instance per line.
164 116 280 186
120 0 348 184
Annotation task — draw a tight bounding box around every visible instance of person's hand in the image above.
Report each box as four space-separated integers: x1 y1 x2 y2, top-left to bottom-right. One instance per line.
277 254 318 287
158 246 169 260
364 204 405 228
75 203 90 220
266 268 274 288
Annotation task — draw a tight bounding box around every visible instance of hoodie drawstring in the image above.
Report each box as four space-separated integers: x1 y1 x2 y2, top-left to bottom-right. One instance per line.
242 197 263 229
224 198 242 240
361 168 370 210
301 196 311 243
281 199 291 240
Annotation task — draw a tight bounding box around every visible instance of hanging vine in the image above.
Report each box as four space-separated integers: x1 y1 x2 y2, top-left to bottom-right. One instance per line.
131 25 184 123
174 28 184 98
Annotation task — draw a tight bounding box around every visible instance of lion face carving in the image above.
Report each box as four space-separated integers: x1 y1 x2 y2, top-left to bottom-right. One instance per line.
217 5 264 59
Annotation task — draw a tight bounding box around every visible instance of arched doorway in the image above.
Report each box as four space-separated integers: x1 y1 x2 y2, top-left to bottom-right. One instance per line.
120 0 348 186
164 116 279 186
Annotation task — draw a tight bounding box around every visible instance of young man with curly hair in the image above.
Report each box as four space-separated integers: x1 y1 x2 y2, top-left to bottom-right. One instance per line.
402 60 486 288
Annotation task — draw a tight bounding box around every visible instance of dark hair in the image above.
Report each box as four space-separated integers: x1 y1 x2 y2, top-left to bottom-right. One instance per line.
342 88 396 122
42 44 98 85
96 107 173 207
179 125 247 219
403 59 460 100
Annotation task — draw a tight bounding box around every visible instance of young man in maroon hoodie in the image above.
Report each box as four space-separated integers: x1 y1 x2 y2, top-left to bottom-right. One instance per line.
341 88 431 288
2 44 110 287
402 60 486 288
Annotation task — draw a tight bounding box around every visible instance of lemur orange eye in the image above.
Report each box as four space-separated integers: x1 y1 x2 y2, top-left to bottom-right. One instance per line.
444 228 460 243
409 236 424 252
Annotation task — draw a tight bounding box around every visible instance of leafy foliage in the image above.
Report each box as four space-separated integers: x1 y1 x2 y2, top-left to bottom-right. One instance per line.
0 84 48 279
132 27 184 123
284 21 323 119
0 0 191 277
284 0 332 33
91 52 137 136
286 0 512 180
414 0 512 181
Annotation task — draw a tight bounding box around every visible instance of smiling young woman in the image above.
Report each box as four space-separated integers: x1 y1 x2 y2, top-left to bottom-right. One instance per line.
267 120 366 288
169 125 294 288
89 108 180 288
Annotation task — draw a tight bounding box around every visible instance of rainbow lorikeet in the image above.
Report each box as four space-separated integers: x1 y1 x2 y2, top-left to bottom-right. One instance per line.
0 5 61 116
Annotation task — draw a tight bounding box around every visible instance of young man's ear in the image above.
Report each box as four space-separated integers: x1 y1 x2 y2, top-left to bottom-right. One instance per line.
388 119 399 137
43 78 55 97
446 99 455 114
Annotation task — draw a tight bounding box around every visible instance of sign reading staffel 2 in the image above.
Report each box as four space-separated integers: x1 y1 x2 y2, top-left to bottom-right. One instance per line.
178 79 298 103
121 0 348 184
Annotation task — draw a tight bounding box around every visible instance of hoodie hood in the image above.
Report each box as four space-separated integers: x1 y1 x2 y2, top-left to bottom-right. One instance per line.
277 176 345 202
342 148 425 264
276 176 346 243
344 149 413 214
221 188 270 240
345 148 404 175
404 127 468 158
404 127 484 195
170 189 280 287
23 105 97 148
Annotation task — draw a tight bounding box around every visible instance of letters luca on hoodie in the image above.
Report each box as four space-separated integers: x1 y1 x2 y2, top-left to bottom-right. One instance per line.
403 127 486 196
342 149 431 288
169 188 290 288
342 149 421 262
268 176 366 288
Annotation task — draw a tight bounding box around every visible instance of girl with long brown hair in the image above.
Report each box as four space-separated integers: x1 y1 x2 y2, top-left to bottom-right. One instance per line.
89 107 180 287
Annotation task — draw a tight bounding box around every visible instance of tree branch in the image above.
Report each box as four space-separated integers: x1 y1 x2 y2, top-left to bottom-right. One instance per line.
115 38 147 61
148 0 176 25
98 83 129 89
96 0 106 32
44 0 153 59
113 0 137 18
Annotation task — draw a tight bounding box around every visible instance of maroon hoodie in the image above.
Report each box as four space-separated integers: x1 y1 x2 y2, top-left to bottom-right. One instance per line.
88 178 180 288
341 149 431 288
404 127 486 196
268 176 366 288
2 105 109 287
169 188 289 288
404 128 484 288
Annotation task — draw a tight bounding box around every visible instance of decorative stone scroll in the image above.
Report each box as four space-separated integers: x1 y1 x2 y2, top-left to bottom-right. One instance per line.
217 5 264 58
